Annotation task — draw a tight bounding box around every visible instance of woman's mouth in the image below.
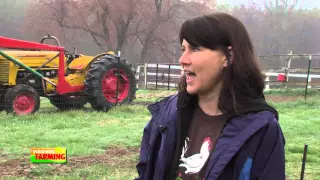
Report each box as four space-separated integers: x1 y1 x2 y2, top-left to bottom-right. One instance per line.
185 71 196 83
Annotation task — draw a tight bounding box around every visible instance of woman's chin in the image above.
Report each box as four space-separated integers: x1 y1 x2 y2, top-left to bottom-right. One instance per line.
186 86 198 95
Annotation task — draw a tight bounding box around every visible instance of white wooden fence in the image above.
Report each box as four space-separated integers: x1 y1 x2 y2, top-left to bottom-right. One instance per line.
135 63 320 90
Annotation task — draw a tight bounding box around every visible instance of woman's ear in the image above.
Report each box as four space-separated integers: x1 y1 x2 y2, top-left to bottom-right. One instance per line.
223 46 234 67
227 46 234 65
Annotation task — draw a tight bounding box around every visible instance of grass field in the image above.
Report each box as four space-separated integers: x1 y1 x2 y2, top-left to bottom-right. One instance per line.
0 88 319 180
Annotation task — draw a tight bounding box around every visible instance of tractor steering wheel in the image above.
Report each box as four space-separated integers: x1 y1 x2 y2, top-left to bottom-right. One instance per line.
64 50 76 65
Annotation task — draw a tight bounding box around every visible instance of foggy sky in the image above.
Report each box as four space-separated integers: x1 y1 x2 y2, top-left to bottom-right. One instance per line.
218 0 320 9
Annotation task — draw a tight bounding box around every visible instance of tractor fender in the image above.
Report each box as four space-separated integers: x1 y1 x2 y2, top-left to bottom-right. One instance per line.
87 52 115 68
68 52 115 71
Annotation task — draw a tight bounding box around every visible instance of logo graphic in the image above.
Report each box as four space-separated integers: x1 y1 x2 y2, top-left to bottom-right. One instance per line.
30 147 67 164
179 137 213 174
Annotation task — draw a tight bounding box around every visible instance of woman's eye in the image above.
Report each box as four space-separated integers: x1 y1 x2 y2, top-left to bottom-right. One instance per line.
180 46 200 52
191 47 200 52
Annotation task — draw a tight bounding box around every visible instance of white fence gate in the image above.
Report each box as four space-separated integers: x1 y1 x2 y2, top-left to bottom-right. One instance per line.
135 63 320 90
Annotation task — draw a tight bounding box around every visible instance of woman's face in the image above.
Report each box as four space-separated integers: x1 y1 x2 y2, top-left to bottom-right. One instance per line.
179 39 228 95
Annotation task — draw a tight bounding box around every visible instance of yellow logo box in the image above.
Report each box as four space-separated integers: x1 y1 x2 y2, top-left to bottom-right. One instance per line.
30 147 67 164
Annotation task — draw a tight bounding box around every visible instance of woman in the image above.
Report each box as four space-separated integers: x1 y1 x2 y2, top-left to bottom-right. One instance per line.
135 12 286 180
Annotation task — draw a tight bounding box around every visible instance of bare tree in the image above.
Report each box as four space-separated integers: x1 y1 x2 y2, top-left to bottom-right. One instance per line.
262 0 299 53
136 0 215 63
26 0 139 52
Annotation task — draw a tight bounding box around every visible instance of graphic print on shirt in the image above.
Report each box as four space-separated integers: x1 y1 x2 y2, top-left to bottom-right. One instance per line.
179 137 213 174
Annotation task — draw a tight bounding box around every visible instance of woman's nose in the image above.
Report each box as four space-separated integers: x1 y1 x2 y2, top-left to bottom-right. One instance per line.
179 52 191 65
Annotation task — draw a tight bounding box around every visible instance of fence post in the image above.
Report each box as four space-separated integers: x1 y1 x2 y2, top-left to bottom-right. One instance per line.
308 77 312 89
304 55 312 100
144 63 147 89
300 144 308 180
156 64 159 90
168 64 171 90
135 65 140 89
116 53 120 105
265 75 270 90
284 51 293 88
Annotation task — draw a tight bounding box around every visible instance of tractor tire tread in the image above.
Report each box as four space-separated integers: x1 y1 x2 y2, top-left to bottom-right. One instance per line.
84 55 136 112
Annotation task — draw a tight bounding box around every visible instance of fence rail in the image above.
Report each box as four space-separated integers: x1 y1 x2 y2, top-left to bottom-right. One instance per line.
135 63 320 90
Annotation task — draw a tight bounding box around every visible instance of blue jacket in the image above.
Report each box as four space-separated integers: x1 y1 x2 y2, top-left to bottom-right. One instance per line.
135 93 286 180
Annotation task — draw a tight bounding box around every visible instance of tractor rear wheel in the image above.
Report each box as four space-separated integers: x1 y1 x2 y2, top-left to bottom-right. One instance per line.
84 55 136 112
49 95 87 110
4 84 40 115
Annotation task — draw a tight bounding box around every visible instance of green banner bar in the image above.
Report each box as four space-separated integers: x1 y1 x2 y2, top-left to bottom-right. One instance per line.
0 51 44 79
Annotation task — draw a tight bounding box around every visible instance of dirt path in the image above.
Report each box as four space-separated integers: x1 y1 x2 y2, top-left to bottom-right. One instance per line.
0 147 139 177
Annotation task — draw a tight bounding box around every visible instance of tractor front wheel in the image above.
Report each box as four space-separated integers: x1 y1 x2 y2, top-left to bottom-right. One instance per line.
84 55 136 112
4 84 40 115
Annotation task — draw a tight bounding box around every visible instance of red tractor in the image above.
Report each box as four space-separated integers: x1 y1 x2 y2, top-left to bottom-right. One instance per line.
0 35 137 115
